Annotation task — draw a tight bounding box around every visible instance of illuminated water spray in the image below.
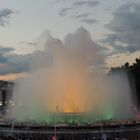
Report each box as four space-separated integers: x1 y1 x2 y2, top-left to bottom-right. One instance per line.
8 28 135 122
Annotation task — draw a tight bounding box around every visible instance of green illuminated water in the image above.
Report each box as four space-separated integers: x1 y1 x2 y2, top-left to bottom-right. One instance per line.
17 111 115 123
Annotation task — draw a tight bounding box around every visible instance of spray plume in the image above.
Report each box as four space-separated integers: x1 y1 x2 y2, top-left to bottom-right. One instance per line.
8 28 134 122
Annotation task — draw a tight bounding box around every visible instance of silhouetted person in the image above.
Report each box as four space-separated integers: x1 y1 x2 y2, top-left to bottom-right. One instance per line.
59 136 65 140
7 136 16 140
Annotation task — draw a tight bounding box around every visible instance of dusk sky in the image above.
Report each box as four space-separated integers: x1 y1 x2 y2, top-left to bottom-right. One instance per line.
0 0 140 80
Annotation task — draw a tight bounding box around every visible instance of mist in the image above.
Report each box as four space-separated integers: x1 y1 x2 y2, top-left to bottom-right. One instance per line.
8 28 134 122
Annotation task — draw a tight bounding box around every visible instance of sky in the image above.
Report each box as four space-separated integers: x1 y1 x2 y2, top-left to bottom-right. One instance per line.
0 0 140 80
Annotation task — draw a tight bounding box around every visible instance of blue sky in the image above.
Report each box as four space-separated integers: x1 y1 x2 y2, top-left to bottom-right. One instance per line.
0 0 140 79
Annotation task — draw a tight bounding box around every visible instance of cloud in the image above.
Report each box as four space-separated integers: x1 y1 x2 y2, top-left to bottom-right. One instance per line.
59 8 74 16
74 13 91 19
73 0 100 7
0 46 14 55
0 46 35 74
58 1 99 25
105 7 113 11
27 42 37 46
73 13 98 25
0 46 15 63
80 18 98 25
0 8 14 26
20 41 37 46
103 2 140 54
0 28 106 75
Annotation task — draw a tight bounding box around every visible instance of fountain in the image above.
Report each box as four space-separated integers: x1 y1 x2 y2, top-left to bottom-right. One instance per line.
7 28 135 123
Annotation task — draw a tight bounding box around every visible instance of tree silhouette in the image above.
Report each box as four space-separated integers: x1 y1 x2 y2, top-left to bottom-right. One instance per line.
109 57 140 107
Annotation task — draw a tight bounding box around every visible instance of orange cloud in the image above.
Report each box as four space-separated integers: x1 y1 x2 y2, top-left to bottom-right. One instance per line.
0 72 28 81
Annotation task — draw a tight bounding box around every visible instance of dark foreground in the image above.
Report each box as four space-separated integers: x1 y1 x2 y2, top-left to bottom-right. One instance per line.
0 123 140 140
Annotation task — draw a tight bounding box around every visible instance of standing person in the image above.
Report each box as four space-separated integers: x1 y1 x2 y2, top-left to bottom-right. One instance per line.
51 136 57 140
102 134 107 140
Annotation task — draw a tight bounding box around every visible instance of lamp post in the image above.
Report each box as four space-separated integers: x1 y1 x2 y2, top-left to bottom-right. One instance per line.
54 105 59 139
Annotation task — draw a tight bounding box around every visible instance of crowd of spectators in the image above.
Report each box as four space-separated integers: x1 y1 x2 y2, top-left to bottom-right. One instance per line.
0 118 138 139
0 132 140 140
